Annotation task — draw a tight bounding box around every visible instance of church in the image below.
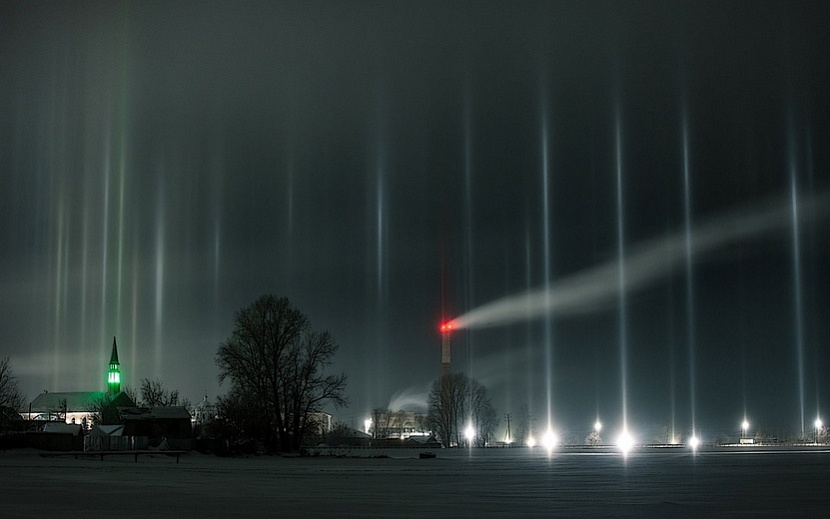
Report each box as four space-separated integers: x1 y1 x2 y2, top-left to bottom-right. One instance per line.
23 337 136 427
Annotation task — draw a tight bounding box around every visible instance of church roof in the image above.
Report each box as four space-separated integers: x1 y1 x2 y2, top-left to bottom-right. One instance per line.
28 390 136 413
29 391 108 413
109 336 120 364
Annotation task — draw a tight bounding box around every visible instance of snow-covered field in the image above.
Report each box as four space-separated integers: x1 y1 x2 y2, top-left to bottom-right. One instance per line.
1 447 828 517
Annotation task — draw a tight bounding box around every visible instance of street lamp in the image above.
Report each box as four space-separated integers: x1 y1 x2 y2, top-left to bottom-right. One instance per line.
741 419 749 441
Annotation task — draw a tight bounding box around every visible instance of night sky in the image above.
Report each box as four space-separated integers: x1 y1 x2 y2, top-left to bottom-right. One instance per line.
2 1 829 441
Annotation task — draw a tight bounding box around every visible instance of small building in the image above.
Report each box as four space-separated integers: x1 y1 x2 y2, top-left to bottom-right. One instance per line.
27 422 84 451
193 395 218 425
323 427 372 447
120 406 193 440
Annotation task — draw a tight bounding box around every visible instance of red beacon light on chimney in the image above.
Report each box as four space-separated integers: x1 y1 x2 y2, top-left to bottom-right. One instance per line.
440 322 454 333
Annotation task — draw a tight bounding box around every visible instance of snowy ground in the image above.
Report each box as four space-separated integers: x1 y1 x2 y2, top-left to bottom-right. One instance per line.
1 447 828 517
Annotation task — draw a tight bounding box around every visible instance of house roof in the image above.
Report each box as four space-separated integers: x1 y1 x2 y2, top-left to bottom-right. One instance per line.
43 423 83 435
119 406 192 421
90 424 125 436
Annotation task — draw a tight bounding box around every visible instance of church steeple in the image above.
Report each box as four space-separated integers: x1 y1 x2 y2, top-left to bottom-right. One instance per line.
107 336 121 395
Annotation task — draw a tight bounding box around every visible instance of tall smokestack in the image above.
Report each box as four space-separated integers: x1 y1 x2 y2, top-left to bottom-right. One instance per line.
439 322 453 377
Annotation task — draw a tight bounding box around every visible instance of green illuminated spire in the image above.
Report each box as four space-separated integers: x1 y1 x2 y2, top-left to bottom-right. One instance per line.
107 336 121 395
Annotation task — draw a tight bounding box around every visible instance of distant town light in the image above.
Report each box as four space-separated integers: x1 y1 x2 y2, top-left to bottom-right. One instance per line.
527 436 537 448
689 435 700 450
815 417 823 430
616 430 635 455
594 420 602 433
464 424 475 442
542 429 558 451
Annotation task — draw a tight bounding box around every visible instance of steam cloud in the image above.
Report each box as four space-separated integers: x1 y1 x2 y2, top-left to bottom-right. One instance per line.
451 192 830 330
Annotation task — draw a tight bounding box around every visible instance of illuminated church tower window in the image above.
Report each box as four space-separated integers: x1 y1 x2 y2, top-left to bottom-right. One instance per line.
107 336 121 395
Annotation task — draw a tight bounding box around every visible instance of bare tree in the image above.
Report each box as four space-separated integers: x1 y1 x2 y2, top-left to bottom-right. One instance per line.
139 378 191 409
90 395 120 425
0 356 25 412
427 373 496 448
281 330 347 449
216 295 347 452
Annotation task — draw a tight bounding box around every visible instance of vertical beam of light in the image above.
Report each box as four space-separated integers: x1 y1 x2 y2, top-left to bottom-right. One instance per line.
130 229 139 386
49 59 69 390
60 198 71 384
154 173 165 375
614 104 628 431
540 77 554 429
52 194 65 389
115 0 131 348
790 159 806 439
682 109 696 436
524 214 534 418
211 144 224 328
372 86 389 404
100 133 112 359
806 128 820 421
665 231 677 443
80 172 90 383
463 88 475 390
375 157 385 297
116 135 126 336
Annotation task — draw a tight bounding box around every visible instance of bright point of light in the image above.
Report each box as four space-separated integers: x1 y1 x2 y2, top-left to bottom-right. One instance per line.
815 418 823 429
594 420 602 432
439 322 454 333
464 424 475 442
364 419 372 435
542 429 559 451
741 419 750 431
616 430 635 455
689 435 700 450
527 436 537 448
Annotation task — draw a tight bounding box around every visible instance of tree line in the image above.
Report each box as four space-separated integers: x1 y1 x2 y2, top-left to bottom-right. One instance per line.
2 295 506 452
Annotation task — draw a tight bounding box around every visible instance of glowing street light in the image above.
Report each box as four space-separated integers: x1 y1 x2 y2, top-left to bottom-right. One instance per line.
689 435 700 450
541 429 559 451
741 419 750 440
464 424 475 446
527 436 537 448
594 420 602 433
616 429 635 455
